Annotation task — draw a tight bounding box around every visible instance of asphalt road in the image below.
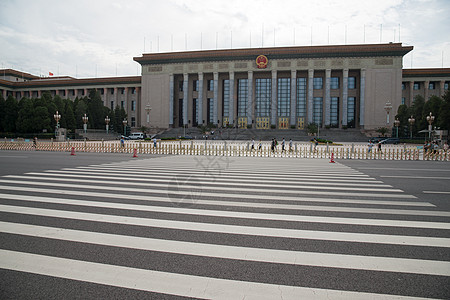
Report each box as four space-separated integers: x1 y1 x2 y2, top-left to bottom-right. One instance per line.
0 150 448 299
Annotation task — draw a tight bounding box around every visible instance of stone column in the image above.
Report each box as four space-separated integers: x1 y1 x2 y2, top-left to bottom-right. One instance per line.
290 70 297 126
440 80 446 97
229 71 235 125
247 71 253 126
169 74 174 126
271 70 277 126
342 69 349 126
135 87 141 126
307 69 314 124
409 81 414 104
424 80 429 101
324 69 331 126
114 87 118 109
213 72 219 125
359 68 365 127
183 73 189 126
84 88 88 97
198 72 204 125
38 90 42 98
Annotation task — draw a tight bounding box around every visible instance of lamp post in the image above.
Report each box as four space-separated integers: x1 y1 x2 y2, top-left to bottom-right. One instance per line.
426 112 435 140
384 101 392 125
122 119 127 136
82 114 88 134
53 110 61 136
394 118 400 138
408 115 415 139
105 116 110 134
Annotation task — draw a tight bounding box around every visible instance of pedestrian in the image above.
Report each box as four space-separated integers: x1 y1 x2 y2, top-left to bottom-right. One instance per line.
443 142 449 152
281 138 285 152
120 136 125 148
368 140 373 153
289 139 293 151
258 139 262 151
377 141 382 153
433 141 439 154
251 138 255 151
314 138 318 151
153 137 157 148
271 138 275 153
33 137 37 149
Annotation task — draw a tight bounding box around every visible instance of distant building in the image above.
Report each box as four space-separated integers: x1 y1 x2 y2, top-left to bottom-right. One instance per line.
1 43 449 134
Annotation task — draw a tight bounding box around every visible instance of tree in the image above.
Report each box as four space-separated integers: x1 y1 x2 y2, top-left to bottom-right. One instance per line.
3 95 18 132
437 90 450 130
376 127 389 137
64 100 76 132
86 90 105 129
0 95 5 132
74 98 87 129
16 98 35 133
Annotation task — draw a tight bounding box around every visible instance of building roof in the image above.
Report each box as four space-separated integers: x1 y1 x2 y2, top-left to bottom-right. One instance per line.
0 76 141 89
403 68 450 78
134 43 414 65
0 69 40 80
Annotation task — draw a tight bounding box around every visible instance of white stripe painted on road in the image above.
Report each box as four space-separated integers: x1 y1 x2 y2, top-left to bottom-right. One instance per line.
0 193 447 221
3 175 406 194
0 185 431 207
0 178 418 199
1 222 449 275
27 171 393 189
0 204 448 235
423 191 450 194
0 250 430 300
48 169 388 186
382 176 450 180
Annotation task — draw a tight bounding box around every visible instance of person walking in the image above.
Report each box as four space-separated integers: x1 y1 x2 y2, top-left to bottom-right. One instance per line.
153 137 157 148
368 140 374 153
251 138 255 151
281 138 285 152
289 139 293 151
120 136 125 148
33 137 37 150
377 141 382 153
271 138 275 153
258 139 262 151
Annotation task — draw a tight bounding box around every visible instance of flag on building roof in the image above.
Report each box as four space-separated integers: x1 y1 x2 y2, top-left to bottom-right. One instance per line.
49 72 54 76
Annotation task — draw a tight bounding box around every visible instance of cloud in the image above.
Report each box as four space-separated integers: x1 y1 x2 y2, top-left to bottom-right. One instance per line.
0 0 449 77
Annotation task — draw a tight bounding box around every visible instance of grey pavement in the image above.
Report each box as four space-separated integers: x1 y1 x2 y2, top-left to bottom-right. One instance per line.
0 151 449 299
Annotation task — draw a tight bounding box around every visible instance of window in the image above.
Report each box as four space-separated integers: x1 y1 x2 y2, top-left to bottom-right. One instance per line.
193 98 198 126
132 88 136 94
121 88 125 94
111 88 114 94
413 83 420 90
179 81 183 92
110 101 114 110
207 80 214 91
429 82 435 90
347 97 356 128
207 98 213 124
445 82 449 90
402 97 405 105
121 101 124 108
313 97 323 126
100 89 104 95
348 77 356 89
313 77 323 89
296 78 307 118
237 79 248 117
131 117 136 127
330 77 339 89
330 97 339 126
255 78 271 117
277 78 290 117
193 80 199 91
401 83 406 90
223 80 230 117
131 100 136 111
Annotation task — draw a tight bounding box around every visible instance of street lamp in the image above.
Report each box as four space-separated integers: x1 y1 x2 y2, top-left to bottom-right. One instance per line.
54 110 61 137
82 113 88 134
408 115 415 139
394 118 400 138
426 112 435 140
384 101 392 125
122 118 127 136
105 116 110 134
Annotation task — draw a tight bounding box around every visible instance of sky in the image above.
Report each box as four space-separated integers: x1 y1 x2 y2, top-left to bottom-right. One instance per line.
1 0 449 78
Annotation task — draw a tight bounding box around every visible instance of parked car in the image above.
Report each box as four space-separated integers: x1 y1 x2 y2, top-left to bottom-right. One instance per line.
369 137 384 143
380 138 400 144
128 132 145 140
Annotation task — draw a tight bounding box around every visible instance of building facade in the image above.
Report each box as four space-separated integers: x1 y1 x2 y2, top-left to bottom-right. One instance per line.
1 43 449 134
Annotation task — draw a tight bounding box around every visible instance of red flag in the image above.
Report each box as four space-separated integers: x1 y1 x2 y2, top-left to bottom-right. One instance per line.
49 72 54 76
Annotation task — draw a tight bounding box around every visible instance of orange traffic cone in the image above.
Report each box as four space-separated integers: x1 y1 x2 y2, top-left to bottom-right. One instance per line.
70 147 76 156
133 148 138 158
329 152 335 163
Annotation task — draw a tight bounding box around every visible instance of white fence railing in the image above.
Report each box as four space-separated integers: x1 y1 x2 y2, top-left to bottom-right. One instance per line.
1 140 449 161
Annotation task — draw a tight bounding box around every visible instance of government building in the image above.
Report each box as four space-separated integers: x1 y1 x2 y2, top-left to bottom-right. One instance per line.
1 43 449 135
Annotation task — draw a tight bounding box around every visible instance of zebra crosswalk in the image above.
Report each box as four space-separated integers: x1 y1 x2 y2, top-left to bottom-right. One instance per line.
0 156 449 299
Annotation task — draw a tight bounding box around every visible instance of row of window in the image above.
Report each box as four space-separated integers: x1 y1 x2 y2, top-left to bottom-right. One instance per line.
179 77 358 92
110 100 136 111
402 82 450 90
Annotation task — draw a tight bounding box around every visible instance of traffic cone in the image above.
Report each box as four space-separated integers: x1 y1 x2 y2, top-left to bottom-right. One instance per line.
329 152 335 163
133 148 138 158
70 147 76 156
